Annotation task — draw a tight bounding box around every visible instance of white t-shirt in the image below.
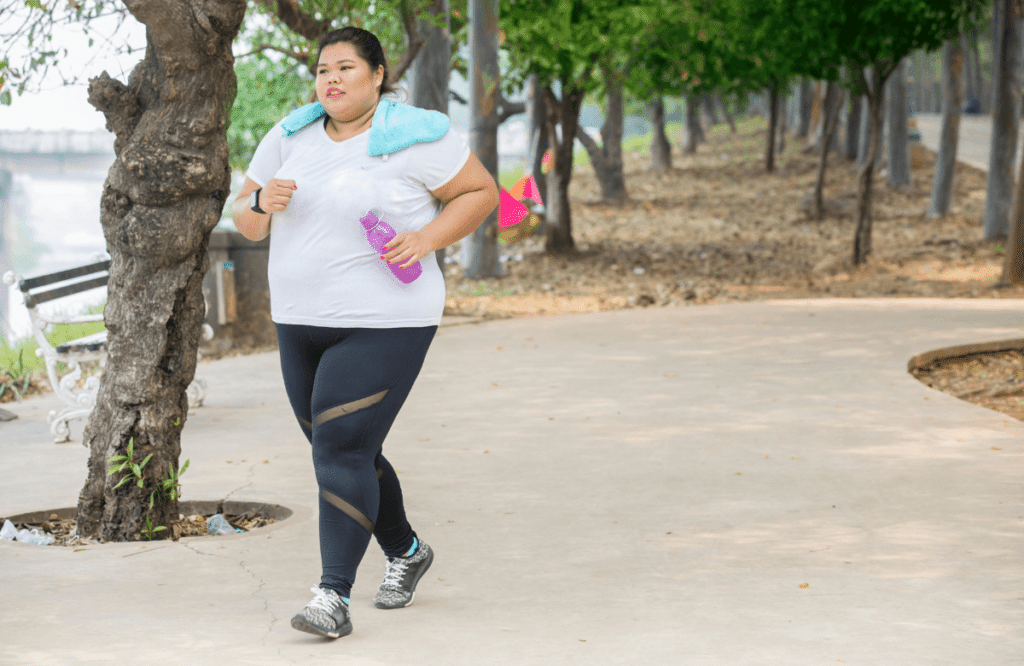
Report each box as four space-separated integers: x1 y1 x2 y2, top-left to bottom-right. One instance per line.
246 115 470 328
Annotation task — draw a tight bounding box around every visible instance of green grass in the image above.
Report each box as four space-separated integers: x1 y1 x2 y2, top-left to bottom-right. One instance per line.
1 304 106 379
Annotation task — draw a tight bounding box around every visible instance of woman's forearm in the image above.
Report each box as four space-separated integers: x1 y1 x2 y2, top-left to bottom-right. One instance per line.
421 187 499 252
232 196 272 242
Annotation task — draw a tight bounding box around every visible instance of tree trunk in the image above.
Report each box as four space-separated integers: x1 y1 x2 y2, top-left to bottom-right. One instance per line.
716 91 736 133
702 93 720 126
854 67 888 266
576 66 626 202
463 0 502 278
845 92 861 160
77 0 245 541
410 0 451 276
543 83 585 254
885 59 911 187
812 82 843 220
984 0 1024 240
648 94 672 171
928 39 965 219
684 93 704 153
1003 155 1024 283
797 78 813 138
963 29 983 112
525 74 549 205
776 89 787 156
765 81 779 173
857 95 871 167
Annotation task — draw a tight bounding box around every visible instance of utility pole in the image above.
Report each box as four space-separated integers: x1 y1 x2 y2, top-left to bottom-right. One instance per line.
463 0 502 279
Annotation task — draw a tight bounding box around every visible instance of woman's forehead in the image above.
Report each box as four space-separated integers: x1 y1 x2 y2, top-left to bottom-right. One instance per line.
318 42 361 66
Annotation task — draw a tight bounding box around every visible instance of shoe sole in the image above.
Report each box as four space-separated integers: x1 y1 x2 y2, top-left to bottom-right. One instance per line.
374 546 434 610
290 615 353 639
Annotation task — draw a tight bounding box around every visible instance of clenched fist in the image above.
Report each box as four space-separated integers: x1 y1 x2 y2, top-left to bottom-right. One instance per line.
260 178 298 213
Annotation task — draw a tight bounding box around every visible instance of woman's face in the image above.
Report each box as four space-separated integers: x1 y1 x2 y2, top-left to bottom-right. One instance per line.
315 42 384 121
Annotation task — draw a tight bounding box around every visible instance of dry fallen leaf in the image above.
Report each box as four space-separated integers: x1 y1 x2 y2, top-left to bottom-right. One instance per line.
799 583 809 589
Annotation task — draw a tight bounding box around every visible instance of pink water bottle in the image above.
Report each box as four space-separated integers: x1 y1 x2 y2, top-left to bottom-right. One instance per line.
360 209 422 284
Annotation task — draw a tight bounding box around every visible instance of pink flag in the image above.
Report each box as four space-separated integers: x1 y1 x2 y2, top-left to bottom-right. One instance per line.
521 174 542 206
499 187 529 229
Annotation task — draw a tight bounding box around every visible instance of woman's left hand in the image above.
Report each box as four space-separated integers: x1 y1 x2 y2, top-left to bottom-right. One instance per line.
381 231 435 269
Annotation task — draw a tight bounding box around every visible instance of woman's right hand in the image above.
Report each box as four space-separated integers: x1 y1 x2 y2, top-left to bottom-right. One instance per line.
262 178 298 213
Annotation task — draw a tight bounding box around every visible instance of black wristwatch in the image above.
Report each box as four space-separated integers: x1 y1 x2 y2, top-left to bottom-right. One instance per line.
249 188 267 214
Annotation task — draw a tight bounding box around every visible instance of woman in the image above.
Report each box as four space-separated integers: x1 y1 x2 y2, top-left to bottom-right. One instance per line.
232 26 498 639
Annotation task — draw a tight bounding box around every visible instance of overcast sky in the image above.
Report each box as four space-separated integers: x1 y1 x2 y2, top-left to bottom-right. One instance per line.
1 12 149 132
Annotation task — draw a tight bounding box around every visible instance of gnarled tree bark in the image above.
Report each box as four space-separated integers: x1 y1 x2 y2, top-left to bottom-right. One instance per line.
77 0 246 541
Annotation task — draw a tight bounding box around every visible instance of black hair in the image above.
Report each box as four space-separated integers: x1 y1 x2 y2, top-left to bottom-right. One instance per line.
315 27 401 99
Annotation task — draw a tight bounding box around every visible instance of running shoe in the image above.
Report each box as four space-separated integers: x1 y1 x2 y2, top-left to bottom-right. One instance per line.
373 540 434 609
290 586 353 638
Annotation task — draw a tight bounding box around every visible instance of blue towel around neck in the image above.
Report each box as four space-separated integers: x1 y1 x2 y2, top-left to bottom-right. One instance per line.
279 98 450 156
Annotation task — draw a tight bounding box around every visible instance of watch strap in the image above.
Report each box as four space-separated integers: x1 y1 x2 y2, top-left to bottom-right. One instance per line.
250 188 266 214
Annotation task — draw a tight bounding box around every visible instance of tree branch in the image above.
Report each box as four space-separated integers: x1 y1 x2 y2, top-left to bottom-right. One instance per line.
235 43 310 64
450 89 467 105
253 0 330 43
574 126 604 168
391 0 426 83
498 96 525 122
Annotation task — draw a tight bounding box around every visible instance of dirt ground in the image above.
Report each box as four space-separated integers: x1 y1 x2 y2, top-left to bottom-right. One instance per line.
442 117 1024 421
7 507 276 547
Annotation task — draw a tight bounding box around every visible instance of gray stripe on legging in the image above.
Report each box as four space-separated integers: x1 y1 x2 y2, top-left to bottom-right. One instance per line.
320 488 374 534
298 416 313 430
313 389 389 428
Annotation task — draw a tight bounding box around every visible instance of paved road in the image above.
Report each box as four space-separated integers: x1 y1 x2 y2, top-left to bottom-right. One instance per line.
1 299 1022 665
915 112 1024 174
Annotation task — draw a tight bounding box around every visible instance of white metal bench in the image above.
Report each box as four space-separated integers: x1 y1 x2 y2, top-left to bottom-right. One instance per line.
3 259 212 442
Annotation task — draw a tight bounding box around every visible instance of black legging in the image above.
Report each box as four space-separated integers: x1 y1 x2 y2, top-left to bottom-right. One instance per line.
275 323 438 599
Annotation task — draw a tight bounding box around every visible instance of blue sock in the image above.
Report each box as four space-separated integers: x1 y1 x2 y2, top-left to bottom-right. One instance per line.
341 596 350 605
403 537 418 558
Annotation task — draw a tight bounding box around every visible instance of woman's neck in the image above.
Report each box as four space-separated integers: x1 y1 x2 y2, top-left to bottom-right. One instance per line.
324 100 378 143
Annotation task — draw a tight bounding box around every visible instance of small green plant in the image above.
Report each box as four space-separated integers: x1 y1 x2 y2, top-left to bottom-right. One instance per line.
141 516 167 541
107 433 191 539
0 349 31 401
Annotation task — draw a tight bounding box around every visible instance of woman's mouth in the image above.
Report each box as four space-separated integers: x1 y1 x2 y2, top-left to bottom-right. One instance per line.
327 89 343 99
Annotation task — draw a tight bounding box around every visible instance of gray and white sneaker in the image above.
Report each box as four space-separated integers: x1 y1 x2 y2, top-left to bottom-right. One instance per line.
291 586 353 638
373 540 434 609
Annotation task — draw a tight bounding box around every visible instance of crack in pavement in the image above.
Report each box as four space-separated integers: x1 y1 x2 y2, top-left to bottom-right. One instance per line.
238 557 294 664
222 461 259 503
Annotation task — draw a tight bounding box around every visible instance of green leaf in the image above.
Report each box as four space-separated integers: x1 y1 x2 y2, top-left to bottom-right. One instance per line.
131 462 141 477
0 90 9 106
136 477 144 488
109 455 127 462
149 492 155 509
152 526 167 533
126 438 134 459
179 459 190 475
106 465 122 476
140 453 153 469
113 476 130 489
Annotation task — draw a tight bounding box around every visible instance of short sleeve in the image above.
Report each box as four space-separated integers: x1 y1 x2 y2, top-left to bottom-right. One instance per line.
406 128 472 191
245 119 287 187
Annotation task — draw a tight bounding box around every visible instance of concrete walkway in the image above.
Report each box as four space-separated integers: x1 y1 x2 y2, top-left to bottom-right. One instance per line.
915 112 1024 174
1 300 1022 665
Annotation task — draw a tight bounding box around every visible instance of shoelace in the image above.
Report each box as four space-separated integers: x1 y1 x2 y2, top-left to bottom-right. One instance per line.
306 586 341 614
381 557 409 587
